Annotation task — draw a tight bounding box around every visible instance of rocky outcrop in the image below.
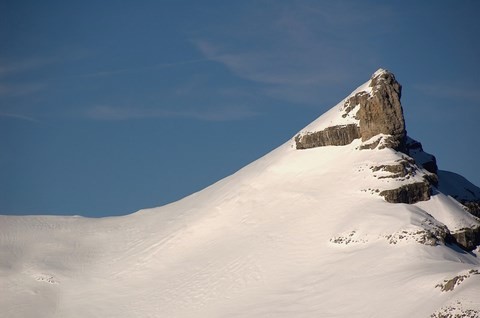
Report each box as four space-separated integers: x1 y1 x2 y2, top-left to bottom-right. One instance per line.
431 303 479 318
294 68 480 250
450 227 480 251
435 269 480 292
358 70 406 151
295 124 360 149
342 91 369 118
385 223 449 246
295 69 406 151
380 181 431 204
461 201 480 218
371 158 417 180
371 155 437 205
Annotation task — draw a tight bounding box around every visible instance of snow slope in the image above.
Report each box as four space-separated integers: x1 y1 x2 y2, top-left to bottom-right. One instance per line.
1 73 480 318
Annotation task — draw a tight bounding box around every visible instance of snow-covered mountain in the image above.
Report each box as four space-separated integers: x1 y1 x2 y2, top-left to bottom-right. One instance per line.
1 69 480 318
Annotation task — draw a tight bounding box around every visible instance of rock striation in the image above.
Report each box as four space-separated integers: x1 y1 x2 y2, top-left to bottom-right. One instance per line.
294 124 360 149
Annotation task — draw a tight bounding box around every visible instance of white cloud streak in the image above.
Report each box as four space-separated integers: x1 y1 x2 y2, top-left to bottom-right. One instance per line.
85 105 259 121
191 2 393 105
77 58 211 78
0 112 39 122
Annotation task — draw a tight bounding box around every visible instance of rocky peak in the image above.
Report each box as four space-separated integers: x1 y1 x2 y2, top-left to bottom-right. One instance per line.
295 68 406 151
293 69 480 250
358 69 406 151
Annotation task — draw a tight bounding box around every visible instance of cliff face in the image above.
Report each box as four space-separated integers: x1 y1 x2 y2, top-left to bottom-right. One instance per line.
294 124 360 149
358 71 405 151
380 182 431 204
295 69 405 151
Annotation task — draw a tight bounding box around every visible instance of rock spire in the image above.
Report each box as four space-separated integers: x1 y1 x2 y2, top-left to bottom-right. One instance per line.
295 69 406 151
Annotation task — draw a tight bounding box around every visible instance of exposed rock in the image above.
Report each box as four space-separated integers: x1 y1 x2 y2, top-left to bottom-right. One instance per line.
371 159 416 179
295 124 360 149
294 68 480 251
431 303 479 318
442 276 461 292
385 224 449 246
435 269 480 292
295 69 406 151
423 173 439 188
461 201 480 218
358 70 406 151
359 136 383 150
342 91 369 118
380 181 431 204
450 227 480 251
330 230 367 245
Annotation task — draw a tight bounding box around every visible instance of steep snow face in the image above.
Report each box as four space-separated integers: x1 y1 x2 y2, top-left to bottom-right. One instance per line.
1 70 480 318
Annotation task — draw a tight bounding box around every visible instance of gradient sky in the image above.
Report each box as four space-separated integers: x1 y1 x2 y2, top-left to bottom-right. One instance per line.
1 0 479 217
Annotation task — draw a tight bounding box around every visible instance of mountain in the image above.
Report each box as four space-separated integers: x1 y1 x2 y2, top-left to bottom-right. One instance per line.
1 69 479 318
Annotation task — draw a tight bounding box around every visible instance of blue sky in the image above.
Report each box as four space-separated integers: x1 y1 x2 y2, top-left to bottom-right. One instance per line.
1 1 479 217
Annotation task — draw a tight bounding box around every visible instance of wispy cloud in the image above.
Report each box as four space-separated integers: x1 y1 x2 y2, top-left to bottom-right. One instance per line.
78 58 210 78
0 112 39 122
85 105 259 121
192 2 393 105
194 40 348 87
194 39 351 105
